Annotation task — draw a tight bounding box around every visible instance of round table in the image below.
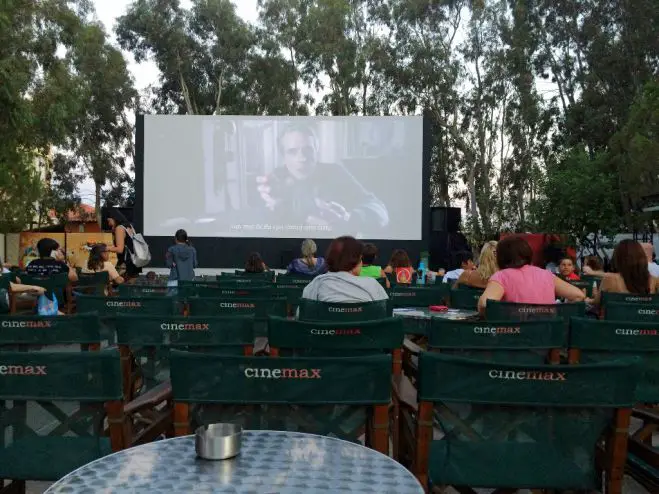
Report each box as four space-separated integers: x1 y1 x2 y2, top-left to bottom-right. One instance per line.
45 431 424 493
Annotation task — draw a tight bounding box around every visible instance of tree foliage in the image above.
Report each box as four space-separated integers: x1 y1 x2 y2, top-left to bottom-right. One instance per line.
4 0 657 239
0 0 136 231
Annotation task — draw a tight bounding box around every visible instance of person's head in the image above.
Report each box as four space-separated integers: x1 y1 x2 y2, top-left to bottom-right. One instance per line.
146 271 157 281
611 240 650 294
389 249 412 269
87 243 109 271
455 251 475 271
175 229 189 244
326 236 364 275
584 255 604 271
477 241 498 280
106 208 128 230
301 239 317 262
559 256 577 277
641 243 655 264
245 252 266 273
497 236 534 270
37 238 62 260
278 124 318 180
362 243 379 266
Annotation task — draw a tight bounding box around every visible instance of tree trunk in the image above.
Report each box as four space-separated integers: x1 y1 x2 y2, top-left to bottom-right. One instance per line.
214 70 224 115
95 180 102 228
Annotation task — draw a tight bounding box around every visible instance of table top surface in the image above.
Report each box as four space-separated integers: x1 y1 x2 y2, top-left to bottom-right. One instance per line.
393 307 480 320
45 431 424 494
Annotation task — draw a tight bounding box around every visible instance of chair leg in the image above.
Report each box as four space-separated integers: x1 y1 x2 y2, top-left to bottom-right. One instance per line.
106 400 130 451
371 405 389 455
414 402 433 492
173 403 190 436
391 398 400 461
606 408 632 494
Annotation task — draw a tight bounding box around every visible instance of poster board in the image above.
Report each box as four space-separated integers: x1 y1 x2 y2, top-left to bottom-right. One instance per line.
66 233 117 269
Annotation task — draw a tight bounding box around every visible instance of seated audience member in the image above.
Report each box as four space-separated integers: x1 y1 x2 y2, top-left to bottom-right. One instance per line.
583 255 604 273
360 243 384 279
245 252 268 274
456 241 497 289
641 242 659 278
443 251 476 284
26 238 77 282
384 249 415 284
478 236 585 314
287 239 327 276
85 244 124 293
1 257 50 306
166 229 197 287
302 236 388 303
592 240 659 305
559 256 580 281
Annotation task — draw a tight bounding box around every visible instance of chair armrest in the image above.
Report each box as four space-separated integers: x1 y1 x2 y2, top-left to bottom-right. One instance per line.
403 338 422 355
124 381 172 415
392 374 418 411
632 406 659 423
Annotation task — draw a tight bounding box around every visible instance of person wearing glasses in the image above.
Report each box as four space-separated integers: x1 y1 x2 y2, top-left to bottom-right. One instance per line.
256 124 389 235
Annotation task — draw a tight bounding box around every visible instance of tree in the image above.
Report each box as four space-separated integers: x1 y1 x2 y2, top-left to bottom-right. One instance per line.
608 81 659 229
539 150 620 244
117 0 303 115
68 23 137 225
0 0 92 231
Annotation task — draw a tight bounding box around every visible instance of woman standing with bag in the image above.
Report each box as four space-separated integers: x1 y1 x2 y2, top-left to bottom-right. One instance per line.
106 208 142 283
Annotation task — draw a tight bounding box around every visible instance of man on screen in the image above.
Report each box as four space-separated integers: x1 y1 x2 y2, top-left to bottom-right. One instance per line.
256 124 389 234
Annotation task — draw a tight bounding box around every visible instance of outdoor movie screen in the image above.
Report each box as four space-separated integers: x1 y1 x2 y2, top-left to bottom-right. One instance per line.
143 115 424 240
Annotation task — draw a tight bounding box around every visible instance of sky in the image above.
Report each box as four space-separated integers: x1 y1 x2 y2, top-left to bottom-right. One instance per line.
79 0 260 203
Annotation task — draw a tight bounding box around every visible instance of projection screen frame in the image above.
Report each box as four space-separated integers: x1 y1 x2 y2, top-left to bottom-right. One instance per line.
134 113 432 269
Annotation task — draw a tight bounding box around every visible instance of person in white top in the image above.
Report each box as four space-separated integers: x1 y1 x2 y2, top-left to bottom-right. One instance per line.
302 236 388 303
641 243 659 277
443 251 476 284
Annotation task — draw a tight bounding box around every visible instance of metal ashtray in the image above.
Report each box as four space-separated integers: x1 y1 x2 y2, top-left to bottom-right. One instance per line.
195 423 243 460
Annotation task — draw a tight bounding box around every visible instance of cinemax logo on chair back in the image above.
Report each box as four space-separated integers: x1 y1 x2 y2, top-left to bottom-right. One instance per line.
622 296 653 303
219 302 255 309
488 369 567 381
0 363 48 375
244 368 322 379
310 327 361 336
517 307 555 314
1 320 53 328
106 301 142 308
473 326 521 335
327 307 363 313
161 322 209 331
615 327 658 336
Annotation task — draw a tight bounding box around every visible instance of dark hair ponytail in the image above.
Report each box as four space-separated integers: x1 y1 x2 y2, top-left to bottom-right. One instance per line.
175 229 189 245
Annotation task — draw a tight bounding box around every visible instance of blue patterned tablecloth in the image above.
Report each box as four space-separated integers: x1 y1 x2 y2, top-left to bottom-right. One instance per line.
45 430 424 493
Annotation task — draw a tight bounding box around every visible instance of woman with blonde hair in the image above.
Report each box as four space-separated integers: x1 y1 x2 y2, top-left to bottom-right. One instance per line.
456 241 498 289
286 239 328 276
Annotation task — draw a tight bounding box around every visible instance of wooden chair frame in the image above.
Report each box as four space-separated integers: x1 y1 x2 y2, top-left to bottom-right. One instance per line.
569 347 659 492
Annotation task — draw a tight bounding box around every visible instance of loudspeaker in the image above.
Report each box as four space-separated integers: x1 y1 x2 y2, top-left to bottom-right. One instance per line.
431 207 461 232
429 231 470 271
